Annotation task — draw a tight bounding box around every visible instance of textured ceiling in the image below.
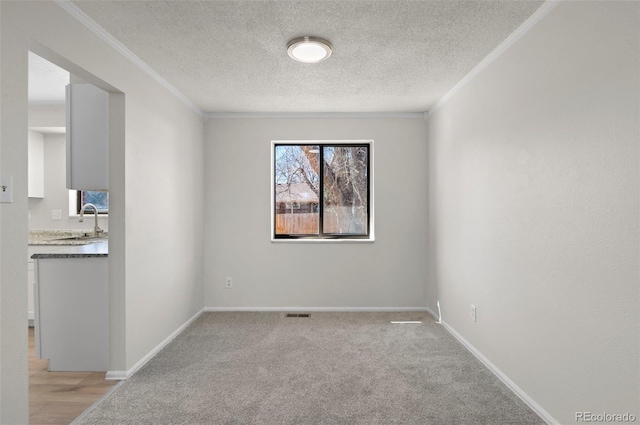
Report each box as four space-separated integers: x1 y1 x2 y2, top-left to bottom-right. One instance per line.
71 0 544 113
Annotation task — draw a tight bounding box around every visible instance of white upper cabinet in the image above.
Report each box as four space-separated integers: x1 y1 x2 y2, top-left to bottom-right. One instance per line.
66 83 108 190
28 130 44 198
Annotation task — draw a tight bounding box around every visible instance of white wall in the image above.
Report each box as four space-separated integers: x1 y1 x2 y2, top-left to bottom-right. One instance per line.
28 132 110 231
204 117 428 309
28 104 65 128
0 3 29 421
427 2 639 424
0 2 204 421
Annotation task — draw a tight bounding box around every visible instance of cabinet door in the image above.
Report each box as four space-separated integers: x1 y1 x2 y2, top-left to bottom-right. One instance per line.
66 84 108 190
36 257 108 371
28 260 35 323
28 130 44 198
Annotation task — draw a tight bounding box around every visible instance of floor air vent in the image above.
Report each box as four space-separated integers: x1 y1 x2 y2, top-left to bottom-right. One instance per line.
286 313 310 318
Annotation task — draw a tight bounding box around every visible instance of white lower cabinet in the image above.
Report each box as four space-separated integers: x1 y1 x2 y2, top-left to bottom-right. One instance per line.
34 256 108 371
28 258 35 324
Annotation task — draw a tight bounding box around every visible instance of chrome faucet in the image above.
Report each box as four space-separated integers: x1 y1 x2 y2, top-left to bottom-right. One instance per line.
79 203 103 237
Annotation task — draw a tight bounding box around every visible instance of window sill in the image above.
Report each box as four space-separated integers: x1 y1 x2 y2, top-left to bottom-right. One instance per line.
68 214 109 219
271 237 375 243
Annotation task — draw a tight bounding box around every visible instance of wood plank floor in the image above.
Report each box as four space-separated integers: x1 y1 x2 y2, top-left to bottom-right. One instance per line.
29 327 117 425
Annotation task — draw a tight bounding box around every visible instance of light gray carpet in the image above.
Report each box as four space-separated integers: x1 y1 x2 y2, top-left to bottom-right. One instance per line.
77 312 544 424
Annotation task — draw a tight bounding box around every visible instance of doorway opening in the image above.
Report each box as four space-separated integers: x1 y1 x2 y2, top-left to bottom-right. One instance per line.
27 49 123 424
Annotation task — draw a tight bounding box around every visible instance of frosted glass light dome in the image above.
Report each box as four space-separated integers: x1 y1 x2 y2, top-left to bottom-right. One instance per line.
287 36 333 63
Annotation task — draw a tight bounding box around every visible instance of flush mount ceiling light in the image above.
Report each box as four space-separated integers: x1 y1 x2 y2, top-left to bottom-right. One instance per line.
287 36 333 63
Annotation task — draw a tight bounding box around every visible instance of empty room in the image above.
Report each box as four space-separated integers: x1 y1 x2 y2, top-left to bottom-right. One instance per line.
0 1 638 424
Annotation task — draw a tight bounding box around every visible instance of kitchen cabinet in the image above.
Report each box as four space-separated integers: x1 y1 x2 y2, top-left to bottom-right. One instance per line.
66 83 108 191
27 257 35 325
34 254 108 371
28 130 44 198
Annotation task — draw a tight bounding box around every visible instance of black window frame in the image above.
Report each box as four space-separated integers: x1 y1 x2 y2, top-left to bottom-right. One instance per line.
76 190 109 215
273 142 371 240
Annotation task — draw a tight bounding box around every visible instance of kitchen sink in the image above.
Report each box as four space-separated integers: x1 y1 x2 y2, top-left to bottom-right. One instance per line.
51 234 107 241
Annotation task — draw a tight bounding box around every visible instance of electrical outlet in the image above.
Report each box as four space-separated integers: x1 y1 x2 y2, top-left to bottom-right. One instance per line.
225 277 233 288
51 209 62 220
471 304 477 322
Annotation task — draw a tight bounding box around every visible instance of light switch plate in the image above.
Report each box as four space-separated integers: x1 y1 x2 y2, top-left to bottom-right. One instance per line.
0 176 14 203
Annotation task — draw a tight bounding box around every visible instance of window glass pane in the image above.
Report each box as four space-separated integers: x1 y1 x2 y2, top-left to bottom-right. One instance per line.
323 146 368 235
274 145 319 235
82 191 109 212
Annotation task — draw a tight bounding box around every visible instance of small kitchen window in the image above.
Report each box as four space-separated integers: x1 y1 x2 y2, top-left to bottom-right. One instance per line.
71 190 109 215
272 141 373 241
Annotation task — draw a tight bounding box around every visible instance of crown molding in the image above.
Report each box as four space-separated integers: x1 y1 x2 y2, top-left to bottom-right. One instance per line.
55 0 557 120
205 112 426 119
428 0 560 116
54 0 203 116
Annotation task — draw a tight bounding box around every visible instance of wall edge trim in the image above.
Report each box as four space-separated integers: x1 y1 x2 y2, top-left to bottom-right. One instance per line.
424 307 439 320
106 308 204 381
104 370 127 381
440 320 560 425
205 112 426 119
53 0 203 116
204 307 430 312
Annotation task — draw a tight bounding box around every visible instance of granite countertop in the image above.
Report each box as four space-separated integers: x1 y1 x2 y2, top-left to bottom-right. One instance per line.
29 229 108 246
29 230 108 259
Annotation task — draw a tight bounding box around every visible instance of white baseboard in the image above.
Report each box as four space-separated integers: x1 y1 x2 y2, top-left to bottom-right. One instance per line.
204 306 429 312
440 320 559 425
106 308 204 381
424 307 439 321
106 307 426 380
103 306 556 425
104 370 127 381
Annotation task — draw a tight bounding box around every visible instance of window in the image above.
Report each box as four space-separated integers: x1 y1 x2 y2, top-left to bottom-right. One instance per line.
273 141 372 240
74 190 109 215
